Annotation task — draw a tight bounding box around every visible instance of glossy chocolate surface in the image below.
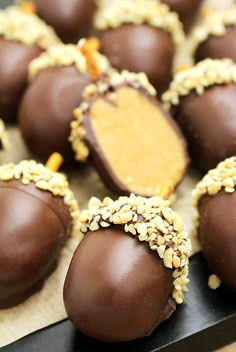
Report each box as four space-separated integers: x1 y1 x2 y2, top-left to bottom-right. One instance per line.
0 179 71 308
0 38 42 123
174 83 236 172
33 0 95 43
100 24 174 95
19 66 92 163
195 26 236 63
198 191 236 288
64 228 175 343
163 0 202 32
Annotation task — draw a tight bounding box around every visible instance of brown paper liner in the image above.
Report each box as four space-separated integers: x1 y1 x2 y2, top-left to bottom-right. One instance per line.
0 0 235 345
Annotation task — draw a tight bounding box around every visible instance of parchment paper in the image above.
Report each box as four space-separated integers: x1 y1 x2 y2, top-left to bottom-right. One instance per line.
0 0 235 347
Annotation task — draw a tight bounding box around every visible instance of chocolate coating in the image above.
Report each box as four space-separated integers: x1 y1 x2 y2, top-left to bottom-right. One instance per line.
195 26 236 63
64 228 175 342
100 24 175 95
174 83 236 172
0 179 71 308
19 66 92 163
163 0 202 32
198 190 236 288
0 38 42 123
33 0 95 43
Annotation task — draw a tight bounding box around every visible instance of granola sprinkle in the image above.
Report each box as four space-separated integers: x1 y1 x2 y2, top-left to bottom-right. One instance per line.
69 70 156 162
162 59 236 111
79 193 191 304
193 156 236 208
29 43 112 80
191 7 236 58
0 6 60 50
94 0 185 50
0 160 80 235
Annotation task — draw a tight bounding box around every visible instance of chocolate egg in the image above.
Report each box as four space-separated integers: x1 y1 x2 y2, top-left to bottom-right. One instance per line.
163 0 203 32
192 8 236 64
193 156 236 288
32 0 95 43
162 59 236 172
19 43 111 163
0 158 79 308
95 0 185 95
64 194 191 342
70 70 189 197
0 6 60 123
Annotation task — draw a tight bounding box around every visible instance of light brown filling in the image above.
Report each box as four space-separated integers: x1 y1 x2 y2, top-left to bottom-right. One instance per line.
90 86 186 196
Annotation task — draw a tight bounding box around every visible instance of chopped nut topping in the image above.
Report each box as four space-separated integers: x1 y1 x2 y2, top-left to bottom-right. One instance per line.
0 119 9 150
0 160 80 235
0 6 60 50
208 274 221 290
94 0 185 50
79 193 191 304
69 70 156 162
29 43 112 81
193 156 236 208
191 7 236 59
162 59 236 111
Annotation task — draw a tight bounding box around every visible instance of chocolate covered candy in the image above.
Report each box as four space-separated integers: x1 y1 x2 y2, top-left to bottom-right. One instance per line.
94 0 185 95
193 156 236 289
162 59 236 172
0 154 80 308
0 6 60 123
192 8 236 63
64 194 191 342
163 0 203 32
29 0 95 43
19 40 112 162
70 70 188 197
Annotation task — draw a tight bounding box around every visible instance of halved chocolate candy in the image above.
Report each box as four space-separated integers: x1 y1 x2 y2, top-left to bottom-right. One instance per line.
70 71 189 197
192 8 236 63
94 0 185 95
0 6 60 123
64 194 191 342
193 156 236 289
0 157 79 308
31 0 95 43
19 42 112 163
162 59 236 172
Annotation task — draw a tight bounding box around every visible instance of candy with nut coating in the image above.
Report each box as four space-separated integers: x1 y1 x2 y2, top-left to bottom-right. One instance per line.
19 40 112 163
193 156 236 288
0 6 60 123
162 59 236 172
70 70 188 197
0 154 80 308
64 194 191 342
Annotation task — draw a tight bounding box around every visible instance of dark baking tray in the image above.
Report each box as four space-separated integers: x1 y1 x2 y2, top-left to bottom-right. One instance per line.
3 253 236 352
1 0 236 350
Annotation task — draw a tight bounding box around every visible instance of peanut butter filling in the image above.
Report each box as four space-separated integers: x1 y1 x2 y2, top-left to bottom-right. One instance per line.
88 86 187 196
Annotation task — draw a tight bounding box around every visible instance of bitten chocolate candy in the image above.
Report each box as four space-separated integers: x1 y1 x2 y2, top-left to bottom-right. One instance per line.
19 42 111 162
31 0 95 43
94 0 185 95
70 70 188 197
193 156 236 288
0 6 60 123
192 8 236 63
64 194 191 342
163 0 203 32
0 158 79 308
162 59 236 172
